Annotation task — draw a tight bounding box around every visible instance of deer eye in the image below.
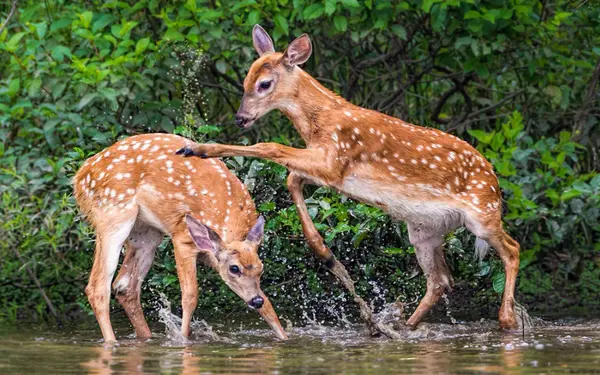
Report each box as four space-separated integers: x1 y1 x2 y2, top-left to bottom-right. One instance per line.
229 265 241 274
258 80 272 91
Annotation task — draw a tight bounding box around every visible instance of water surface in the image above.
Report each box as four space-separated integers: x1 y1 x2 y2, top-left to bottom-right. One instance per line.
1 317 599 374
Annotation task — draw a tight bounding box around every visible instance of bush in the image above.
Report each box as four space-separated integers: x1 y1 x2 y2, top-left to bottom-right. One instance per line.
0 0 598 324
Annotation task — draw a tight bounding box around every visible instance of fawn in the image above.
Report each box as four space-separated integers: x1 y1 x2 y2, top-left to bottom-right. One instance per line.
176 25 521 333
74 133 288 342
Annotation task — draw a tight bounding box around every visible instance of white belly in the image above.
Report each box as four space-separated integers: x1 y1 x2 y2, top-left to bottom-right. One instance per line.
339 176 464 229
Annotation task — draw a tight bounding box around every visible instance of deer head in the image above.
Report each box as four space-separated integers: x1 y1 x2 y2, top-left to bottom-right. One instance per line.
185 215 288 339
235 25 313 128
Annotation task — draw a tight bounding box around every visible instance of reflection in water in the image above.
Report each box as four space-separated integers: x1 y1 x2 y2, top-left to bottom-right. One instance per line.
82 342 280 375
0 319 599 374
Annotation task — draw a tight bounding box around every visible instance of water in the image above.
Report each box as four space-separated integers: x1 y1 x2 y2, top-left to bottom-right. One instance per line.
1 315 599 374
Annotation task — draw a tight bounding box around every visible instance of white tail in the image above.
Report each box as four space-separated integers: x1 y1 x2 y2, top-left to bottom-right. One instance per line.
73 133 287 342
178 25 522 332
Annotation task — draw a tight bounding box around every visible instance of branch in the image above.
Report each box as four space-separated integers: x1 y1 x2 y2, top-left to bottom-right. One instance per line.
355 14 429 70
430 66 473 127
10 246 63 328
0 0 18 36
208 62 244 92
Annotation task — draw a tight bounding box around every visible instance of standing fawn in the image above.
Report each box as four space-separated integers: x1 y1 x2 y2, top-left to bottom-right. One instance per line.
177 25 521 332
74 133 288 342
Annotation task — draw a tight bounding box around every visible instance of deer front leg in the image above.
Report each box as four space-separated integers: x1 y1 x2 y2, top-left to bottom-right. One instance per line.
176 143 337 183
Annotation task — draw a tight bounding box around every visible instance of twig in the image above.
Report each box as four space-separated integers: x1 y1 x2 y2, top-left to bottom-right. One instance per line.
11 246 64 328
0 0 18 36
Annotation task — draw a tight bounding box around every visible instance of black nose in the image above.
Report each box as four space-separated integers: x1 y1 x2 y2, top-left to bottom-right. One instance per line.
235 115 248 128
249 296 264 309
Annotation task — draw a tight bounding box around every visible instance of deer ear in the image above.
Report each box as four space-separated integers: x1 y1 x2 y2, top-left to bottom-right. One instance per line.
252 24 275 56
282 34 312 66
246 216 265 244
185 215 224 255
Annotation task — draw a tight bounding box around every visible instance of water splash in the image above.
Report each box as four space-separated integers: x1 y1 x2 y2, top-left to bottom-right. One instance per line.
155 292 233 344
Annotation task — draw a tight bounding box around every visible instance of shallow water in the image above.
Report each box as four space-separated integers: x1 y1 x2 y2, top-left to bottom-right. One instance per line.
1 316 599 374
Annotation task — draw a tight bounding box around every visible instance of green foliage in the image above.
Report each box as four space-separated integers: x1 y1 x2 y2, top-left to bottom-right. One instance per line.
0 0 598 324
470 112 599 307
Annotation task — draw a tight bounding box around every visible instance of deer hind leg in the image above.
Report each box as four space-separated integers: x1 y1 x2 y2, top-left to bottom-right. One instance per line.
112 223 164 339
406 223 453 330
287 173 360 296
85 208 139 342
171 232 198 338
466 216 520 330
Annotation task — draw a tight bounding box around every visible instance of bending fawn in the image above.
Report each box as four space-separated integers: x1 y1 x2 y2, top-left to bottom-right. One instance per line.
176 26 521 331
74 133 288 342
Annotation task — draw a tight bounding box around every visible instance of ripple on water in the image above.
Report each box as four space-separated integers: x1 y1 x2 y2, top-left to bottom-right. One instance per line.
1 315 600 375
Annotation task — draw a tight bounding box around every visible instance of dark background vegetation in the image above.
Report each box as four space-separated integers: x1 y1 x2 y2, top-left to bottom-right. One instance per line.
1 0 599 327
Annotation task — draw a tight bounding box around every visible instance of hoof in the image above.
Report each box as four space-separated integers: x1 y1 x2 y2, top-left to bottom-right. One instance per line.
499 315 519 331
175 147 195 157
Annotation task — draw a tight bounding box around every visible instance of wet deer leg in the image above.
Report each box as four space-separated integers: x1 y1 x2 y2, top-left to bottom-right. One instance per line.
287 172 399 338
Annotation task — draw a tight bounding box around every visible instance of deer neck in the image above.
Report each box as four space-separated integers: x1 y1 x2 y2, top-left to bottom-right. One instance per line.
278 68 347 145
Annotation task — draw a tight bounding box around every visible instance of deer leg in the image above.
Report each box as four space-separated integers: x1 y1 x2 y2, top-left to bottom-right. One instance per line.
86 210 138 343
112 224 163 339
287 172 398 338
172 234 198 338
406 223 453 329
487 230 520 330
177 143 338 184
287 172 336 265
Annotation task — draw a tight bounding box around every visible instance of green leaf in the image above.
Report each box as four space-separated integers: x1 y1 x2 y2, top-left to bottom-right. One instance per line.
92 14 116 33
482 11 496 24
464 10 480 19
135 37 150 54
590 174 600 190
341 0 361 9
164 28 185 41
274 14 289 35
185 0 197 12
572 181 592 194
325 0 337 15
51 45 72 60
391 25 407 40
7 78 20 97
27 78 42 97
492 272 505 294
5 32 26 51
247 9 261 25
560 189 582 201
431 3 447 31
455 36 472 49
76 93 98 110
79 11 93 28
468 129 494 144
303 4 324 20
34 22 48 39
421 0 434 13
50 18 72 33
333 16 347 32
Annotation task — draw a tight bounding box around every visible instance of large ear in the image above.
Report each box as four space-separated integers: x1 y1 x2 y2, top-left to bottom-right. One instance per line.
252 24 275 56
246 216 265 244
282 34 312 67
185 215 224 255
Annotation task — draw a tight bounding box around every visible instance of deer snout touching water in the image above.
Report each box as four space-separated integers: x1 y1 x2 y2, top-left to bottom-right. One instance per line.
177 25 521 332
74 133 288 343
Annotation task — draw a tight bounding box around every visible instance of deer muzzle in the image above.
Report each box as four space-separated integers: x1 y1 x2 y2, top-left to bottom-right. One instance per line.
256 293 289 340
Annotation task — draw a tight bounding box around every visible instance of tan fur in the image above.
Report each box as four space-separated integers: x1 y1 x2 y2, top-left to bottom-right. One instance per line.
74 133 287 342
183 29 522 331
